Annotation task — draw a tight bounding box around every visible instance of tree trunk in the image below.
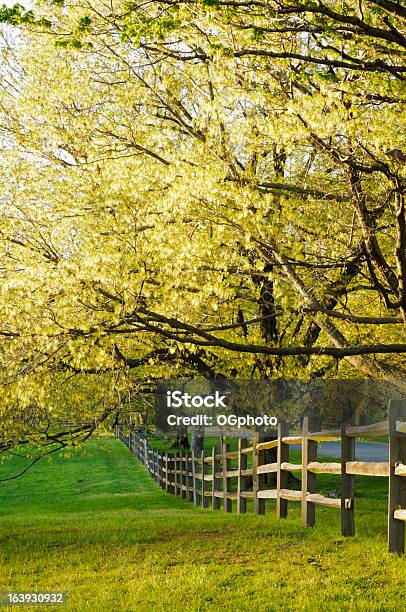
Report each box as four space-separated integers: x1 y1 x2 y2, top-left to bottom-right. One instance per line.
171 435 190 449
191 434 204 454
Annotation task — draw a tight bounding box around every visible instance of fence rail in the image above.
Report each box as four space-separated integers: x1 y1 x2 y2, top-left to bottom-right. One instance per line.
115 399 406 554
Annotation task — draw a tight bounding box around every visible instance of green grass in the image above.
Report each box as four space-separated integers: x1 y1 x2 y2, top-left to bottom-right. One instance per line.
0 438 405 612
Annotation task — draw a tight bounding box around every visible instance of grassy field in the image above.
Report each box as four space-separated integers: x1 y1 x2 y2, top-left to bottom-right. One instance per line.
0 438 405 612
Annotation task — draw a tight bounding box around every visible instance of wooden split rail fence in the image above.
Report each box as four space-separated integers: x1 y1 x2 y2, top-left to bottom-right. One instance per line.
116 399 406 554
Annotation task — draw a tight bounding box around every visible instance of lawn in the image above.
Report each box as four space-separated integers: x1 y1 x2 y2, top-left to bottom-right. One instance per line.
0 437 405 611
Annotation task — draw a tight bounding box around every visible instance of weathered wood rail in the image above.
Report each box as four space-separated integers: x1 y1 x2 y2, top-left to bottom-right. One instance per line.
115 399 406 554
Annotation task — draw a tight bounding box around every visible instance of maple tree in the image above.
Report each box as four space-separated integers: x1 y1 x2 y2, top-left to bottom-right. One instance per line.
0 1 405 454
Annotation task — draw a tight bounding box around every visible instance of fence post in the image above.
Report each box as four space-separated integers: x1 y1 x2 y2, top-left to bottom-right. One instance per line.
253 433 265 515
173 452 178 495
388 399 406 554
178 451 183 497
186 452 194 502
277 422 289 519
212 446 221 510
223 441 232 512
185 453 190 499
191 451 199 506
179 452 185 497
158 451 163 488
302 416 317 528
201 451 209 508
178 451 183 496
169 454 175 494
237 438 247 514
164 453 169 492
151 449 155 480
181 452 187 498
161 451 164 487
341 410 355 537
184 452 189 500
